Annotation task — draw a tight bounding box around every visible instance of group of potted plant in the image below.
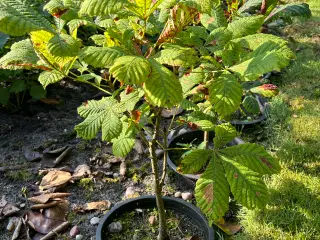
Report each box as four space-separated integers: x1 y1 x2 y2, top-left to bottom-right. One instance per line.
0 0 310 239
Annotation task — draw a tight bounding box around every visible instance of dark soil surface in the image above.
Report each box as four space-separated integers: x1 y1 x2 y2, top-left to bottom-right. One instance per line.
105 209 205 240
0 84 194 240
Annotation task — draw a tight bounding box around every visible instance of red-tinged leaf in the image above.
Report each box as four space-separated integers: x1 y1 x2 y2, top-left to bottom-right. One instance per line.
131 110 141 123
125 86 135 95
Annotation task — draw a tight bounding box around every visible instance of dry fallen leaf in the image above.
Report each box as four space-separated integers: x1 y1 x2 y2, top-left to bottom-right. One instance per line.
72 164 91 179
28 193 71 204
40 171 72 191
85 200 111 211
0 196 20 220
43 200 69 221
216 219 242 235
26 211 65 235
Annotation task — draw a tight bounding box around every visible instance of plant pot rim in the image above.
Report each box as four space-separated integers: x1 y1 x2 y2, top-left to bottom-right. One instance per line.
96 195 214 240
230 95 269 126
167 128 245 181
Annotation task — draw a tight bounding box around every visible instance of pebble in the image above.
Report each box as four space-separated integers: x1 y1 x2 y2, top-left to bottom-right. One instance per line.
90 217 100 225
134 139 144 154
6 218 15 232
113 173 119 178
182 192 193 201
125 187 136 198
148 215 157 226
19 203 26 208
76 235 84 240
155 149 164 157
70 225 80 237
174 192 182 198
119 162 126 176
107 222 123 233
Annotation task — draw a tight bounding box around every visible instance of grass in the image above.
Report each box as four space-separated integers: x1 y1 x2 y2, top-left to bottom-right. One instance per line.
236 1 320 239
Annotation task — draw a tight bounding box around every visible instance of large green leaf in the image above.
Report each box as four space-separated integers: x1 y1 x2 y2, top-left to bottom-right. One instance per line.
0 39 40 70
243 95 260 114
219 143 281 175
79 46 126 68
265 3 311 23
79 0 129 16
195 155 230 223
153 44 199 68
214 123 237 149
179 67 205 96
47 34 81 57
179 149 212 174
221 155 268 209
111 121 135 157
68 19 96 36
143 59 182 107
0 0 54 36
110 56 151 85
183 0 214 14
183 111 216 131
209 73 242 118
227 16 265 39
119 89 144 111
75 97 123 141
38 70 65 88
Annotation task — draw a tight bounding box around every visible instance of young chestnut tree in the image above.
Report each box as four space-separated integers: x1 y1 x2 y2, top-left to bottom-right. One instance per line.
0 0 294 238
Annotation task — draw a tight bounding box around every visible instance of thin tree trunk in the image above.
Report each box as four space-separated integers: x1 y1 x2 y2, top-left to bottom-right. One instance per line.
204 131 209 149
149 108 169 240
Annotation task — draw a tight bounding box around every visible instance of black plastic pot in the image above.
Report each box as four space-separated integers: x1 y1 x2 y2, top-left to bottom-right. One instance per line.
96 196 214 240
167 128 244 181
230 95 269 126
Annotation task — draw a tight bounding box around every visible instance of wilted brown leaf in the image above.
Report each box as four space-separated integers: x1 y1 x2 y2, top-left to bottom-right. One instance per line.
28 193 71 204
0 196 20 220
40 171 72 191
43 200 69 221
216 219 242 235
26 211 64 235
85 200 111 211
72 164 91 179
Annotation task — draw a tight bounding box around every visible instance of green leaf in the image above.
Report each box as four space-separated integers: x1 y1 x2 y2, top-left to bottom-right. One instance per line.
68 19 95 36
0 39 40 70
153 44 199 68
119 89 144 111
180 149 212 174
143 59 182 107
80 0 129 16
209 73 242 118
227 16 265 39
195 155 230 223
0 88 10 105
221 155 268 209
110 55 151 85
214 123 237 149
0 0 54 36
75 97 123 141
111 121 135 157
265 3 311 23
183 111 216 130
219 143 281 175
183 0 214 14
243 95 260 114
206 28 233 53
90 35 106 46
9 80 26 93
180 99 199 111
79 46 126 68
179 67 205 96
30 85 46 99
47 34 81 57
38 70 65 88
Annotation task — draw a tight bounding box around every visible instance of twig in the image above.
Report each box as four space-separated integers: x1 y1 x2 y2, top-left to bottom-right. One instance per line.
160 127 168 188
30 201 61 210
53 147 71 167
39 221 70 240
0 165 29 172
11 218 22 240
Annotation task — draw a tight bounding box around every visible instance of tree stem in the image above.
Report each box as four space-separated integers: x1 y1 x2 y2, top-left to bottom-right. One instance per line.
149 108 169 240
204 131 209 149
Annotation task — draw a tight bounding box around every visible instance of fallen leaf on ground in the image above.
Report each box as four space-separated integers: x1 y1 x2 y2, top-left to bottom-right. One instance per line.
0 196 20 220
26 211 65 235
28 193 71 204
216 219 242 235
40 171 72 191
23 148 42 162
41 147 71 168
72 164 91 179
85 200 111 211
43 200 69 221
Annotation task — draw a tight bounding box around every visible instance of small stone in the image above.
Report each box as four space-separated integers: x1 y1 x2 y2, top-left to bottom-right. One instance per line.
113 173 119 178
125 187 136 198
119 162 126 176
182 192 193 201
90 217 100 225
76 235 84 240
174 192 182 198
101 163 111 170
6 218 15 232
134 139 144 154
135 208 143 213
148 215 157 226
19 203 26 208
107 222 123 233
70 225 80 237
105 171 114 177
